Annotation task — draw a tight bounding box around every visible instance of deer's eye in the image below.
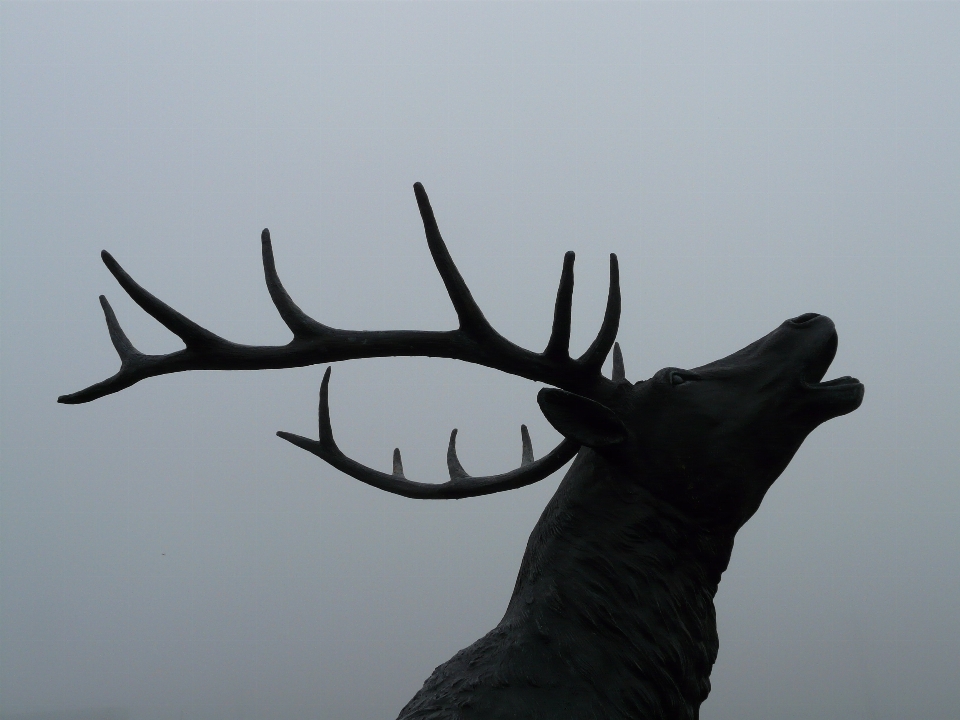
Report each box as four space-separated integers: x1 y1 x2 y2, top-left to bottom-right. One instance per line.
670 371 700 386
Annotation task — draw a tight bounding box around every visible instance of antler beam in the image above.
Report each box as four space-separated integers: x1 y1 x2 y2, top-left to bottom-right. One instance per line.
59 183 620 405
276 368 579 500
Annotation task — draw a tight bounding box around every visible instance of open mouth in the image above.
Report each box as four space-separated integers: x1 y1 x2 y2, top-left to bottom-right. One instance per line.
812 375 862 388
803 373 864 418
801 330 864 412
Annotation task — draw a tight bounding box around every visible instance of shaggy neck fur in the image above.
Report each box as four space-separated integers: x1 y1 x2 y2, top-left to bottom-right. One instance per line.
397 449 735 720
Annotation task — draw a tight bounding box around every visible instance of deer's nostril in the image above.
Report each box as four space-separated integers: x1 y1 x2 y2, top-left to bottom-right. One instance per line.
789 313 821 326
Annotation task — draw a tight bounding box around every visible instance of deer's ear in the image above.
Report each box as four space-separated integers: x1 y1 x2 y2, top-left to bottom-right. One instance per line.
537 388 628 449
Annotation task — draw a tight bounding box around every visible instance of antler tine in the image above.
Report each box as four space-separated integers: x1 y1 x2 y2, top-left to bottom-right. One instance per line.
520 424 534 466
544 252 575 359
277 368 580 500
414 183 493 339
611 342 626 383
276 367 337 458
577 253 620 373
100 250 228 350
447 429 469 480
260 228 329 338
100 295 142 362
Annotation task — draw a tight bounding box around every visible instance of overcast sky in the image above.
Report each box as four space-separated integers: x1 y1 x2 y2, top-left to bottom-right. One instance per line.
1 2 958 719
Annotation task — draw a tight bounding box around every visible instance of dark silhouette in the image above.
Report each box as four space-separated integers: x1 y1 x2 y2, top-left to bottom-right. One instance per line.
61 184 864 719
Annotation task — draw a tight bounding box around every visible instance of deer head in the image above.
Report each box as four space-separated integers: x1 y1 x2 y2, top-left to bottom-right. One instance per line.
538 313 864 535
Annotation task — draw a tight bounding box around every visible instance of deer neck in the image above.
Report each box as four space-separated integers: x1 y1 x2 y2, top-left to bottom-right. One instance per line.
501 449 735 718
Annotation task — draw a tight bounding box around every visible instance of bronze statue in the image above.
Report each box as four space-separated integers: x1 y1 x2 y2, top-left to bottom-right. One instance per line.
61 184 864 719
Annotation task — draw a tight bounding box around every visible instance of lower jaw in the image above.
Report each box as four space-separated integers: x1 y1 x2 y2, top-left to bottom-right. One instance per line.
806 382 865 418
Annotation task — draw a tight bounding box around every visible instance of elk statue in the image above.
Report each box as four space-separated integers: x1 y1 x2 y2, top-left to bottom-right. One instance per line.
61 184 864 720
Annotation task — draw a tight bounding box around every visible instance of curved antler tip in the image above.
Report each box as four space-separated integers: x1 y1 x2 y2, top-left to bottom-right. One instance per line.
317 367 334 437
57 389 97 405
276 430 322 455
446 428 470 480
261 228 271 243
322 366 332 383
100 251 125 279
413 183 431 207
276 430 311 445
607 254 621 304
612 342 626 382
564 250 575 261
520 424 534 465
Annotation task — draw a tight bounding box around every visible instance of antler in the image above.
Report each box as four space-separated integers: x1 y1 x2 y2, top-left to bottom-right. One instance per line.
60 183 620 495
277 368 580 499
59 183 620 404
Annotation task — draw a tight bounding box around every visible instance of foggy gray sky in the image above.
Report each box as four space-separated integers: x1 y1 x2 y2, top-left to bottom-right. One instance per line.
1 2 958 719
